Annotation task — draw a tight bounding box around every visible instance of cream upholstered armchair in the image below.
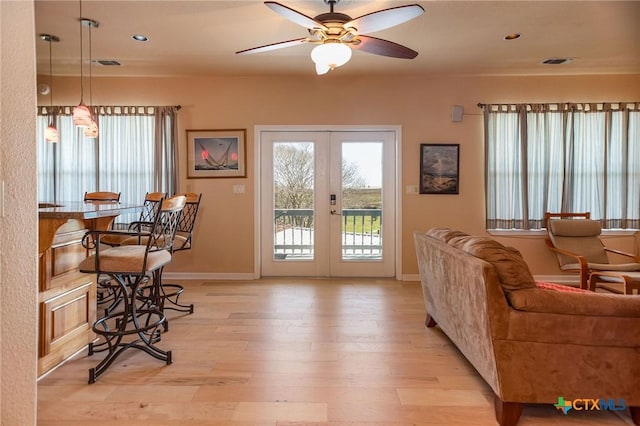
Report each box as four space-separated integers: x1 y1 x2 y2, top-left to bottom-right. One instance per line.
544 212 640 293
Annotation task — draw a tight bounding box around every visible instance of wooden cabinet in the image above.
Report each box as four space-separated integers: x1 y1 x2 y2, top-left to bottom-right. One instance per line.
37 202 142 377
38 221 96 376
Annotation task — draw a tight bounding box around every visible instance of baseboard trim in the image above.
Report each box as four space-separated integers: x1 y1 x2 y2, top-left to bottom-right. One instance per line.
164 272 578 284
162 272 255 281
402 274 420 282
533 275 580 284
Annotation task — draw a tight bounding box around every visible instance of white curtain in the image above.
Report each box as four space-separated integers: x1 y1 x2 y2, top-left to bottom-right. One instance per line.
37 105 179 223
484 102 640 230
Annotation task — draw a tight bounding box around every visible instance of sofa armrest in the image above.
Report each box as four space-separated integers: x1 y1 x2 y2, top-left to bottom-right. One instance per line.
507 287 640 317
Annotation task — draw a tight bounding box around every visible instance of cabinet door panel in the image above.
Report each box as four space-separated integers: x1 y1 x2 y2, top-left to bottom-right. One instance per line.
39 280 96 362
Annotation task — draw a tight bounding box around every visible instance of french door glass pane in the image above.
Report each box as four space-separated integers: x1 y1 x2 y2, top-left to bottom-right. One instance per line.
273 142 314 260
341 142 382 260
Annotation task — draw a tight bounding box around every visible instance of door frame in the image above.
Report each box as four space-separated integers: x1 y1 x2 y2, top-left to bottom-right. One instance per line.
253 124 403 280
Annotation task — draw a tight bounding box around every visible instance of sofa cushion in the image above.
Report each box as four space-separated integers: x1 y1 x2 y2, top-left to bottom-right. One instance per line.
449 236 537 292
425 227 469 242
535 281 590 293
505 288 640 348
507 287 640 317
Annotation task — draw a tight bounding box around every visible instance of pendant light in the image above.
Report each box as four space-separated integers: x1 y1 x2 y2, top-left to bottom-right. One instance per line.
72 0 96 128
83 17 99 138
41 34 60 143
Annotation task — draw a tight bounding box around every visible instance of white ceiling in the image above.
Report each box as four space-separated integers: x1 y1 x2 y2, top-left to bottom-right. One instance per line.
34 0 640 78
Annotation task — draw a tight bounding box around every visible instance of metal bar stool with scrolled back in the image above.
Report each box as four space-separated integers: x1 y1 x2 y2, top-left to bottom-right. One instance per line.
79 195 186 383
101 192 165 245
83 191 123 313
109 192 165 232
159 192 202 315
95 192 166 316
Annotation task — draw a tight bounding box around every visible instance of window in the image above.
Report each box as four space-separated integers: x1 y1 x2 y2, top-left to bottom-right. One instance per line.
37 105 179 224
484 102 640 230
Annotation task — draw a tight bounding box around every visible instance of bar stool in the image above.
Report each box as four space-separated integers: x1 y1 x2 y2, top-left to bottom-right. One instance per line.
79 195 186 383
96 192 165 316
84 191 121 202
83 191 123 315
102 192 165 245
160 193 202 315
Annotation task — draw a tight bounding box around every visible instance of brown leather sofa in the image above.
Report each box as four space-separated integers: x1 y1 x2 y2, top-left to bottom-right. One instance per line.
414 228 640 426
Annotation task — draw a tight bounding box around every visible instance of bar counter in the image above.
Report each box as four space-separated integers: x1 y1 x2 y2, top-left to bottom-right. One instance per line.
37 201 142 377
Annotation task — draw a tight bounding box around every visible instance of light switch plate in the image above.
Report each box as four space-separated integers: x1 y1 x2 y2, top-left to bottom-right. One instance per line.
405 185 419 195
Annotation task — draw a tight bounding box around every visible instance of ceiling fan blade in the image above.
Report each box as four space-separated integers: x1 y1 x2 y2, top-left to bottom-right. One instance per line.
264 1 328 31
352 35 418 59
344 4 424 34
236 38 309 55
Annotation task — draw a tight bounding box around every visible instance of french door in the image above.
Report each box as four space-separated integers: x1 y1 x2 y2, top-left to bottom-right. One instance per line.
259 130 396 277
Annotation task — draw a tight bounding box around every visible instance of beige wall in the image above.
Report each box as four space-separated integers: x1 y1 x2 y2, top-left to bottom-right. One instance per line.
1 1 38 424
39 73 640 278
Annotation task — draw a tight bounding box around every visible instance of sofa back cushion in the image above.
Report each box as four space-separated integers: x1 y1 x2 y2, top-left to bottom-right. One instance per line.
449 235 537 292
426 227 469 243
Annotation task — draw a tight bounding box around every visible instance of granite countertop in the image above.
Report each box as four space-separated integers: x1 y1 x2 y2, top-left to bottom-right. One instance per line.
38 201 142 220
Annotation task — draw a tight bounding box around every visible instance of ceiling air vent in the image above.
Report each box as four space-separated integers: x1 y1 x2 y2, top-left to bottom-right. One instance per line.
93 59 122 66
541 58 573 65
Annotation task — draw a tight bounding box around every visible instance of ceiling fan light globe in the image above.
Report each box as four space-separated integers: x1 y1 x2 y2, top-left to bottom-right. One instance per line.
311 43 352 71
315 62 330 75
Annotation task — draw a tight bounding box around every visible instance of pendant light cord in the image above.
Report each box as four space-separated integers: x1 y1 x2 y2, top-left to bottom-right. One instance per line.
79 0 84 102
48 38 54 110
88 19 93 108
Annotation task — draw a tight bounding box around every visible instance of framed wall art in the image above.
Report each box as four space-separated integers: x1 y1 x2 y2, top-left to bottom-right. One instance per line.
187 128 246 178
419 143 460 194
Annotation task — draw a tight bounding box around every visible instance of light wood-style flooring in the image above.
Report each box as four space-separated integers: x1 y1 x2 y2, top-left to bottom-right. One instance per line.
37 279 634 425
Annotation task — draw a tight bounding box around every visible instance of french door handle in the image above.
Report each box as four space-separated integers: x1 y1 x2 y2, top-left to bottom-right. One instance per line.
330 209 339 215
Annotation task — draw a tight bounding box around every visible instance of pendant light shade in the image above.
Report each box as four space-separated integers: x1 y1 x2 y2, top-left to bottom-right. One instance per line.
74 0 99 135
84 119 99 138
45 124 60 143
73 103 93 127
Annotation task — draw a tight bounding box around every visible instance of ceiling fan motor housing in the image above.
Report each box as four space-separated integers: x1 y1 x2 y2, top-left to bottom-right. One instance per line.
314 12 351 24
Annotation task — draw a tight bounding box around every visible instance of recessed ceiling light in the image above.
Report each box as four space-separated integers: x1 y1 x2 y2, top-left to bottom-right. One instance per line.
504 33 521 41
131 34 148 42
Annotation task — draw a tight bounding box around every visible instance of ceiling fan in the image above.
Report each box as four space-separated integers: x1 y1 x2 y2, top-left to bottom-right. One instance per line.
236 0 425 75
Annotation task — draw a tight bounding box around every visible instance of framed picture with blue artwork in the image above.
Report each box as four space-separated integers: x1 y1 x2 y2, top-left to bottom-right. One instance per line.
419 143 459 194
187 128 246 178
